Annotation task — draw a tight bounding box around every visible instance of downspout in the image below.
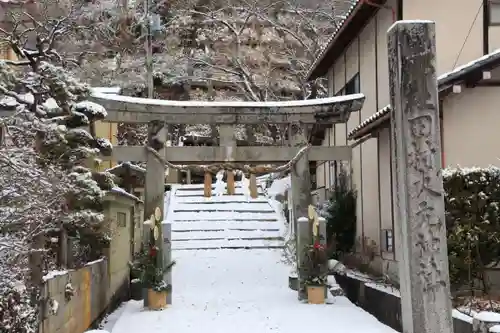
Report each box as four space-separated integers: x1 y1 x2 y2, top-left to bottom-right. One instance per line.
483 0 490 55
362 0 396 22
397 0 403 20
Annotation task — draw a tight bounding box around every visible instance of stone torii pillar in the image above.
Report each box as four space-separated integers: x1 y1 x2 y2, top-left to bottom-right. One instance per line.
289 124 311 301
144 121 170 306
388 21 453 333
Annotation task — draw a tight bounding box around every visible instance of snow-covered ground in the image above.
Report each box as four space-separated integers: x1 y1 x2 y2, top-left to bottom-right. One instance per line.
110 249 397 333
105 177 396 333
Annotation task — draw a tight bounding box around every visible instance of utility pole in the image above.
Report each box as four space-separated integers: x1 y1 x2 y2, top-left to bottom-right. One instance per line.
144 0 154 98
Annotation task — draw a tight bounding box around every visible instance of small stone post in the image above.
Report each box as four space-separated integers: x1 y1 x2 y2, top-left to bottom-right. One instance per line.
297 216 311 300
162 222 173 304
388 21 453 333
317 216 327 297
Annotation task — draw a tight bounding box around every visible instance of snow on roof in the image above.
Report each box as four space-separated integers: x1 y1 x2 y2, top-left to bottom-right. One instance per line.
306 0 360 80
438 48 500 86
90 87 122 95
109 187 143 203
347 104 391 140
348 49 500 140
91 91 365 109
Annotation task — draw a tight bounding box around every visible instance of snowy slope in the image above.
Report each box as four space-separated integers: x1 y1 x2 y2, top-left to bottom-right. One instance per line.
164 180 285 250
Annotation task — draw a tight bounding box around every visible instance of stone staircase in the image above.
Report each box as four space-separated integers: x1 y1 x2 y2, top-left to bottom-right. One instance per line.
165 182 285 250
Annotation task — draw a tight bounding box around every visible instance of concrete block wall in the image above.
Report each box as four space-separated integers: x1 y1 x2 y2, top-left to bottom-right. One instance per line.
40 190 144 333
40 260 108 333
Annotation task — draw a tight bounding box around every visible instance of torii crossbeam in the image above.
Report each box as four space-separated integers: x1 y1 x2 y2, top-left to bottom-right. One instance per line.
90 92 364 124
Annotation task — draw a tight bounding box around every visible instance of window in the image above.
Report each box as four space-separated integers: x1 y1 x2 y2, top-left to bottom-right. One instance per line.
332 161 339 188
381 229 394 253
117 212 127 227
345 73 360 95
334 73 360 96
490 0 500 25
309 161 317 190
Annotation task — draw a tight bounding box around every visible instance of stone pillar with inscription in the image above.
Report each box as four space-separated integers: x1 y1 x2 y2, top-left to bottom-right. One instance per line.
388 21 453 333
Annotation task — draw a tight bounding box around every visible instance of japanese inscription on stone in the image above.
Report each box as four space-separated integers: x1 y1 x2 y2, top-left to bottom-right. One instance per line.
407 111 446 293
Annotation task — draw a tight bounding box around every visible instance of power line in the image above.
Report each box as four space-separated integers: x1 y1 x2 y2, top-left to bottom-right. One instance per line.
452 2 483 69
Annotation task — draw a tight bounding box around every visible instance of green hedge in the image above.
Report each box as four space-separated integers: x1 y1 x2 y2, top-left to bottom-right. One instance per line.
444 167 500 291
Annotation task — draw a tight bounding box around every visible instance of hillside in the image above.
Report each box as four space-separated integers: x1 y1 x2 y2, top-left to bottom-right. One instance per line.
1 0 354 144
72 0 354 145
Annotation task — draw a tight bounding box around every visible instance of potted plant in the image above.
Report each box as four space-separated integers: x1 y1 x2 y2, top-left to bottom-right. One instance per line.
302 240 329 304
130 245 176 310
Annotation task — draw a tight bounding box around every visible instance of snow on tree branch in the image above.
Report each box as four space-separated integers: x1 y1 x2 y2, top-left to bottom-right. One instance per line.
0 3 118 330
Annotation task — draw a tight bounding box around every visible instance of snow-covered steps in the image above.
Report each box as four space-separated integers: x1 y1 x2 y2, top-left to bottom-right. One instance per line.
174 202 274 212
175 188 264 197
171 238 284 250
165 181 285 250
176 196 269 204
170 221 280 232
171 229 282 240
173 211 278 222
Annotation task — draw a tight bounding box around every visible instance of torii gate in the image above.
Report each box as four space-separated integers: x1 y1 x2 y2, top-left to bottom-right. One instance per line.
90 92 365 303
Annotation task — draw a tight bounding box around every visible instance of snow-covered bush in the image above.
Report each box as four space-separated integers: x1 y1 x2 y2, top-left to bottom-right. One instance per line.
444 167 500 292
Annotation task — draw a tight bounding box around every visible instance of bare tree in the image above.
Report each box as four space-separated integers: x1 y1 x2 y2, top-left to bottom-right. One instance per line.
182 0 337 101
71 0 348 146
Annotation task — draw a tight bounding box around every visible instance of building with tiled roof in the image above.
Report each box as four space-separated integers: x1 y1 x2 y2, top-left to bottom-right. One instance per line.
306 0 500 280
